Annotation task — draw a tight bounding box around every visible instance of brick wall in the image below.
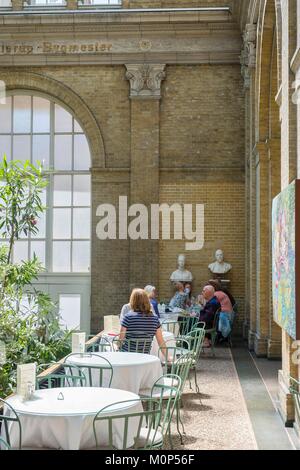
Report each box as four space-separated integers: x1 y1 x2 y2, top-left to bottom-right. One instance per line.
160 65 245 169
0 63 245 332
158 181 245 329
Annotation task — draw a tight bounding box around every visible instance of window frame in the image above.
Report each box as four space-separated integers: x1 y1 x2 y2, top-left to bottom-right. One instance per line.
0 89 92 275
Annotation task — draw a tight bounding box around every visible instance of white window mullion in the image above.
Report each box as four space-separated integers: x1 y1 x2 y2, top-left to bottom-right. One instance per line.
46 101 55 273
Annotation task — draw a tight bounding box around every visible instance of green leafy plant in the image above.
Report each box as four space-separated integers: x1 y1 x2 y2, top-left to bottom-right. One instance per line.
0 157 72 398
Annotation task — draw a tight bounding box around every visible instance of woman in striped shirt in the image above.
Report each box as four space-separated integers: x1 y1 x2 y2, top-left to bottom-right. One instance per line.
120 288 166 355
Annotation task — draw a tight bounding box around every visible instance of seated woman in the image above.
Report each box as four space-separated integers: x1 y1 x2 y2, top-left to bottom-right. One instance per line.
168 281 189 311
119 288 167 355
144 284 160 318
207 280 234 339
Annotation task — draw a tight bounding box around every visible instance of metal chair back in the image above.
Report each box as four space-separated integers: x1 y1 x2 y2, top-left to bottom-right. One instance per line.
0 398 21 450
93 398 162 450
63 353 113 388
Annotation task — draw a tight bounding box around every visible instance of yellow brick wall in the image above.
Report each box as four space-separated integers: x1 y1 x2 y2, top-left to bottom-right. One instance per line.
160 65 245 168
0 64 245 331
159 181 245 326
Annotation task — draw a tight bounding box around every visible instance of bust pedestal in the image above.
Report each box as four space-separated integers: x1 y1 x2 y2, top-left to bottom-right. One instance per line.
211 274 231 291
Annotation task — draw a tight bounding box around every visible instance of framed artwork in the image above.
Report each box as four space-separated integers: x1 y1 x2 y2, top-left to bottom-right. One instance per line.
272 180 300 340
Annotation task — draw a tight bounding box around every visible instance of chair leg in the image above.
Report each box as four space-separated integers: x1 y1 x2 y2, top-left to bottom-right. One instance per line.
176 402 184 445
177 400 186 435
168 421 174 450
194 365 200 395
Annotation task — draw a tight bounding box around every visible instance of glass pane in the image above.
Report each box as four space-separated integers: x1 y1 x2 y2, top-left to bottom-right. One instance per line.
53 208 71 239
54 104 72 133
53 175 71 206
0 96 12 133
72 241 90 273
54 135 72 170
31 211 46 239
53 241 71 272
32 135 50 168
0 135 11 161
73 208 90 239
13 135 30 162
40 188 47 206
31 241 45 266
32 97 50 133
59 294 81 330
73 175 91 206
74 135 90 170
13 241 29 263
13 96 31 133
74 119 83 133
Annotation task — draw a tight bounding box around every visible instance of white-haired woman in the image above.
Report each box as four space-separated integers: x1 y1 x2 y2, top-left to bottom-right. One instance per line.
144 285 160 318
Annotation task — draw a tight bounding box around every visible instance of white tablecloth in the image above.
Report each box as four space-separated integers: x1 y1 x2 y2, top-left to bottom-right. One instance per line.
150 331 176 359
66 352 163 394
3 387 142 450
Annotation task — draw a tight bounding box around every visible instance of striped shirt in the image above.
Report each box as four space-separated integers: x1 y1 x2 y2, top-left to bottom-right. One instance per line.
121 310 160 353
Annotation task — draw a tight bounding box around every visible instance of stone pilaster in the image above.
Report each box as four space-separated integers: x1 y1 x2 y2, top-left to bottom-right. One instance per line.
241 24 257 349
240 23 257 90
125 64 166 290
253 142 270 357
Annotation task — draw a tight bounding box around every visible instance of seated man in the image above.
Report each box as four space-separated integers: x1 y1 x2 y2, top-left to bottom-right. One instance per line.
197 285 220 330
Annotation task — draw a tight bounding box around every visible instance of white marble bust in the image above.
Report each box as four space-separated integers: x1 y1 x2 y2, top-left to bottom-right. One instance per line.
208 249 232 275
170 254 193 282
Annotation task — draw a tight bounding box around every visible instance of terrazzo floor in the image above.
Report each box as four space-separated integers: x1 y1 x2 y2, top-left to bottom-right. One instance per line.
167 346 258 450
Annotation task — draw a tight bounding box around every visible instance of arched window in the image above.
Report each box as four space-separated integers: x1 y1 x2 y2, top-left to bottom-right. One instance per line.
0 92 91 274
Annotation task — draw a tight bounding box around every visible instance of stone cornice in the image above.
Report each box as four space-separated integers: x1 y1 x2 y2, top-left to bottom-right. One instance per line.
0 7 242 66
0 7 232 23
0 28 242 66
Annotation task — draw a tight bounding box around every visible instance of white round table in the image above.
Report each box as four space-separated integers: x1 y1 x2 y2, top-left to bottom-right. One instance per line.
66 352 163 394
150 331 176 359
4 387 142 450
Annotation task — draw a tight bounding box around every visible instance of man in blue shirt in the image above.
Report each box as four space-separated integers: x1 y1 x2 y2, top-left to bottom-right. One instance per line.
198 285 220 329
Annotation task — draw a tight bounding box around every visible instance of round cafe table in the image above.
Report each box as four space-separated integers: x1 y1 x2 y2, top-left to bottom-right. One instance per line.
3 387 142 450
66 351 163 394
150 330 176 359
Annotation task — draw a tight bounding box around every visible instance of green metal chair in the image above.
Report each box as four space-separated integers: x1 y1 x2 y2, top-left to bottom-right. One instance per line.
88 335 113 353
0 398 22 450
203 309 221 356
161 317 197 338
180 323 206 394
146 348 193 444
63 353 113 388
158 339 191 375
36 363 87 389
93 398 162 450
0 436 11 450
147 374 182 449
113 333 154 354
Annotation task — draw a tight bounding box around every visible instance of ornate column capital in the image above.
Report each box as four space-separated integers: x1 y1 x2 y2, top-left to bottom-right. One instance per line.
240 23 257 89
125 64 166 100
